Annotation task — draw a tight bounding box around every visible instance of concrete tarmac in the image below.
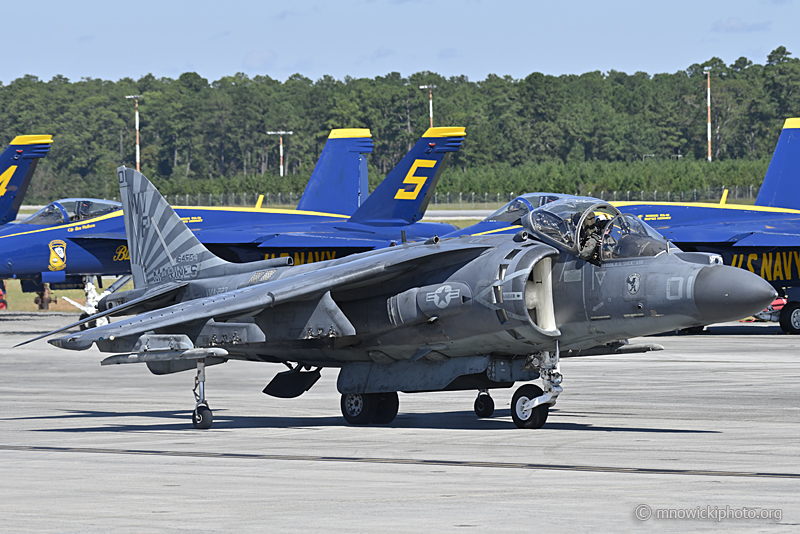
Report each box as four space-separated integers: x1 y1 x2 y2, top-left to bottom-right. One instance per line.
1 312 797 533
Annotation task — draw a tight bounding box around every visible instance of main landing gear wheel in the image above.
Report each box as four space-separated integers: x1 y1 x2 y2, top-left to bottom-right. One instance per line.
779 301 800 334
511 384 549 429
474 391 494 418
341 393 377 425
192 404 213 429
372 392 399 424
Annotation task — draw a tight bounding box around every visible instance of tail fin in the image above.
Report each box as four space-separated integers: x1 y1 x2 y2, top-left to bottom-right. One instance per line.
295 129 374 216
0 135 53 225
348 127 465 226
756 118 800 209
117 166 230 289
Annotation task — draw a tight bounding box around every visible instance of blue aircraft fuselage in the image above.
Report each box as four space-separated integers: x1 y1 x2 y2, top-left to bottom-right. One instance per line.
0 204 455 285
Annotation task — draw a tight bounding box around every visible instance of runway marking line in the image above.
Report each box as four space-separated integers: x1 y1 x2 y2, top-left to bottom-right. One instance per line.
1 444 798 480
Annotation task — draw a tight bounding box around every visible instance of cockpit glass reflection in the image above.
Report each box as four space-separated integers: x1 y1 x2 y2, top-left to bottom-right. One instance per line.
19 199 121 226
526 199 618 254
601 214 668 260
486 194 563 224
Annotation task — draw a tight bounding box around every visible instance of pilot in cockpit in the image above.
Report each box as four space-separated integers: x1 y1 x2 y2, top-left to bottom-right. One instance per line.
579 212 603 263
73 200 93 221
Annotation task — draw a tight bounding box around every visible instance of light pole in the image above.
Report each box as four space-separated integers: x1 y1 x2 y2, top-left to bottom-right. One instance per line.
126 95 143 171
267 130 293 177
705 68 712 162
419 84 436 128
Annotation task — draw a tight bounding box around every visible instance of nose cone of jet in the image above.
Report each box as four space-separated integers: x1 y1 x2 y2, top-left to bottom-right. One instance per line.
694 265 777 324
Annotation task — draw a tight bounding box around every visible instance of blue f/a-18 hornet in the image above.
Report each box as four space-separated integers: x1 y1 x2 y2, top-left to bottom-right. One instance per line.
0 127 464 315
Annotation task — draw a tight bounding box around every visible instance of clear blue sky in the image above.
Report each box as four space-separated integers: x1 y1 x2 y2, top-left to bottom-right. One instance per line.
5 0 798 84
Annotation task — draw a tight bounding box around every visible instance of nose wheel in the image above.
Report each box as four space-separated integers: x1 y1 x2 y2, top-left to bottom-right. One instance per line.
474 390 494 418
192 359 213 429
511 384 549 429
513 343 563 429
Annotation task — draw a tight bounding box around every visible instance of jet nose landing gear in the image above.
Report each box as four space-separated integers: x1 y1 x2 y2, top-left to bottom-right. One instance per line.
192 359 213 430
511 384 549 429
512 344 563 429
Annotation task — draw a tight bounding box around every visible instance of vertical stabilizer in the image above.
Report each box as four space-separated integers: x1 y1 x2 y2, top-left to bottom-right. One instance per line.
0 135 53 225
117 166 229 288
348 127 465 226
295 129 374 216
756 118 800 209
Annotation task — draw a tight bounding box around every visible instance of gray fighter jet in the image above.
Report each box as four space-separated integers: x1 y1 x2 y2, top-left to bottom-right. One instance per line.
29 167 777 430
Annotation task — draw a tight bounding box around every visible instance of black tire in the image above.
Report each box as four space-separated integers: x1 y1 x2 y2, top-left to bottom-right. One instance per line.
474 393 495 418
372 392 399 424
779 302 800 334
341 393 377 425
511 384 549 429
192 405 213 429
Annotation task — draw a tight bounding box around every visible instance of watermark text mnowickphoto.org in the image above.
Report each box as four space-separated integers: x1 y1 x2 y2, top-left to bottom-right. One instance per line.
635 504 782 522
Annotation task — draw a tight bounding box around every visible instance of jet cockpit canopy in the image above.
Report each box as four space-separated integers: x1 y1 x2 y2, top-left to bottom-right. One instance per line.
522 198 618 255
521 198 669 262
485 193 564 224
19 199 122 226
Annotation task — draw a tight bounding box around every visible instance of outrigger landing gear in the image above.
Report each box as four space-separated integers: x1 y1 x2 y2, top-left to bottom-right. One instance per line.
474 389 494 418
513 342 563 429
192 359 213 429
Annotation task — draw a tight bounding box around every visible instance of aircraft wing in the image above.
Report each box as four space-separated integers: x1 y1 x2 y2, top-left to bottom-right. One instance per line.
17 281 189 347
256 233 387 248
66 232 127 241
192 228 386 248
651 225 750 243
650 223 800 248
730 232 800 248
49 242 491 351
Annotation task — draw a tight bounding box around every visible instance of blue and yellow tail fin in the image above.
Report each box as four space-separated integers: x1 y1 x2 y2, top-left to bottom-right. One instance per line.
296 129 374 216
756 118 800 210
348 127 466 226
0 135 53 225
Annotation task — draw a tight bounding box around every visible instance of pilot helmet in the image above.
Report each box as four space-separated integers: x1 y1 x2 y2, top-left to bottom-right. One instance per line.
76 200 93 217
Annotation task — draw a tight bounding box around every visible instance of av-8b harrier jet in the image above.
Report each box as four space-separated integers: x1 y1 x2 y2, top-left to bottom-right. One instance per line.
30 167 776 429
